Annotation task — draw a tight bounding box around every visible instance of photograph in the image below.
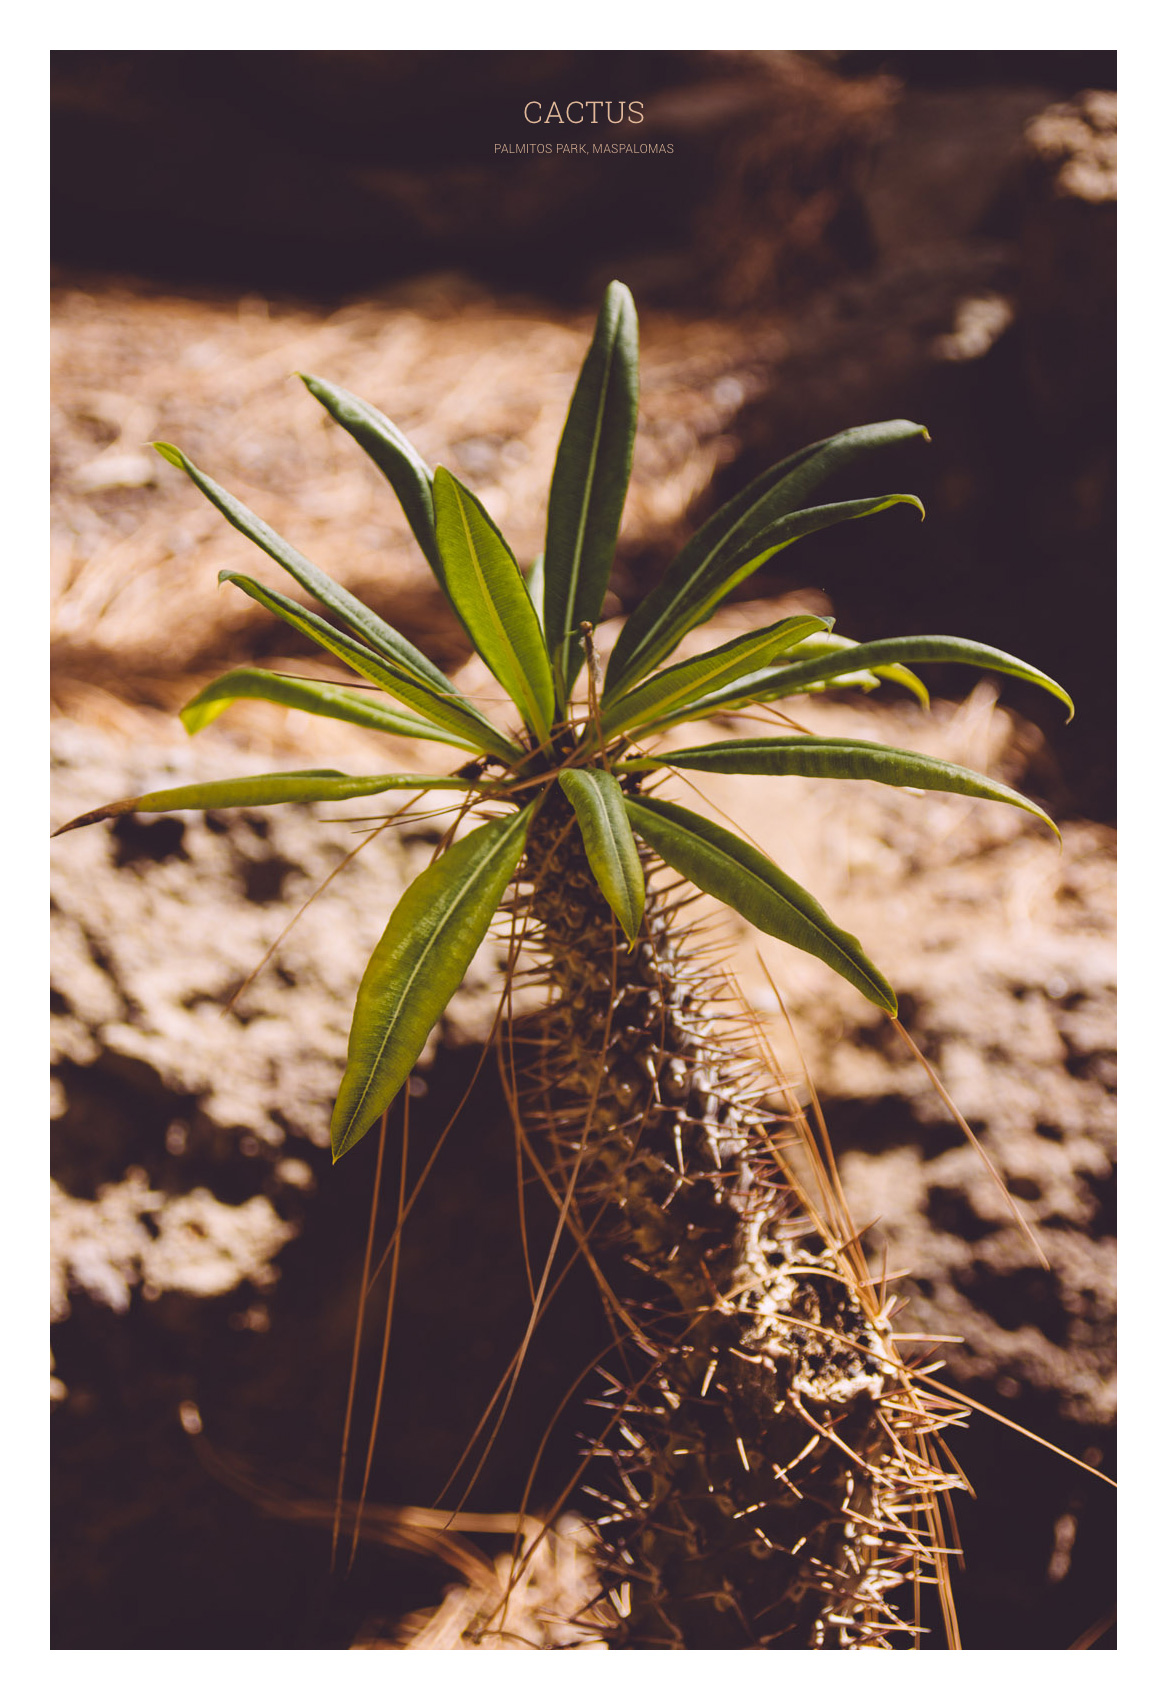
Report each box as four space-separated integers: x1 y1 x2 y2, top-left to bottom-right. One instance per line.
49 47 1117 1652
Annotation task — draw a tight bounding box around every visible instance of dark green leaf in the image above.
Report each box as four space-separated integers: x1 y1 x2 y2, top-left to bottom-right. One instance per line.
153 441 456 689
52 769 472 837
432 468 556 744
221 570 521 761
620 736 1058 837
604 418 928 696
295 373 446 589
558 768 644 943
600 614 829 739
180 667 481 748
603 493 924 700
543 281 639 697
623 794 896 1013
680 635 1075 723
332 806 533 1158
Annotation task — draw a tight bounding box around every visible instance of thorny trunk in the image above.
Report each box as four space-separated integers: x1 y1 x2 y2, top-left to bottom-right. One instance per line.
511 789 951 1649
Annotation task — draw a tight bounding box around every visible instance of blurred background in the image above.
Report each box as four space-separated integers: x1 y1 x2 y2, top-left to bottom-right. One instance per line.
51 49 1116 1650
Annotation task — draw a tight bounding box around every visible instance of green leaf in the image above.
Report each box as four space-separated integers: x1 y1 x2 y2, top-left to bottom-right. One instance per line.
51 769 473 837
600 614 829 739
527 553 546 631
432 467 556 744
221 570 522 761
543 281 639 698
604 418 929 696
778 633 930 708
681 635 1075 723
558 768 645 944
623 794 896 1014
603 493 924 701
870 662 930 707
332 806 533 1159
619 736 1059 837
179 667 481 749
153 442 458 690
296 373 446 590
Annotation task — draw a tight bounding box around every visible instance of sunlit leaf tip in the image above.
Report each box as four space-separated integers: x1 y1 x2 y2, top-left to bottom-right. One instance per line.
432 466 555 743
543 279 639 698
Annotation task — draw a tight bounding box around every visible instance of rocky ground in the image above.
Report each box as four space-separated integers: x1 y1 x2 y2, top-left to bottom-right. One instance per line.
50 51 1115 1651
50 655 1115 1650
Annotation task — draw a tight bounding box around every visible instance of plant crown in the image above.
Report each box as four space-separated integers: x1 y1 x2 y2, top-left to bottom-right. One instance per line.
54 282 1073 1160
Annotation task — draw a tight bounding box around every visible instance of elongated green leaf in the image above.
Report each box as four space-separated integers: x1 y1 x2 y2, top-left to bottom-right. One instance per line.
623 794 896 1013
603 494 924 702
153 441 458 693
676 635 1075 723
52 769 472 837
296 373 446 589
180 667 480 749
432 467 555 744
600 614 829 739
527 553 546 631
778 632 929 708
543 281 639 697
558 768 644 943
221 570 521 761
871 662 930 706
332 806 533 1158
619 736 1058 837
605 419 929 696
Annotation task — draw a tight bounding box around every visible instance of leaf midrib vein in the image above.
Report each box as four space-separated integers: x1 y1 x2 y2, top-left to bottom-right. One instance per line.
341 821 521 1135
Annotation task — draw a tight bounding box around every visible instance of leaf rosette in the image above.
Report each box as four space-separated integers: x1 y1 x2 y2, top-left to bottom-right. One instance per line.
55 282 1073 1159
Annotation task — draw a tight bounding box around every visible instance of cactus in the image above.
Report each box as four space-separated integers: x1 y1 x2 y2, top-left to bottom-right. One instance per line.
53 283 1072 1646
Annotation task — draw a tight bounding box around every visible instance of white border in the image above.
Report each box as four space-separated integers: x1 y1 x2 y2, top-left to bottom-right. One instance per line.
20 19 1139 1691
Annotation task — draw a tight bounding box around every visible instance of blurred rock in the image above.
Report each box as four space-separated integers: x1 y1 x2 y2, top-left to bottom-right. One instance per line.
51 714 507 1190
706 86 1115 818
49 668 1115 1646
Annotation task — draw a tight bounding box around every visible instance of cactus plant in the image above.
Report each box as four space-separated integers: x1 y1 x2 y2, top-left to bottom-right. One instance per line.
53 282 1073 1647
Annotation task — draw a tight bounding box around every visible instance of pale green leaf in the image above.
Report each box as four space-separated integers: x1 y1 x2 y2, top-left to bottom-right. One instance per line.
600 614 829 739
871 662 930 706
180 667 480 749
623 794 896 1013
432 467 556 744
221 570 521 761
777 632 930 708
332 806 533 1158
558 768 645 943
52 769 472 837
603 494 924 702
527 553 546 631
543 281 639 698
619 736 1058 837
679 635 1075 723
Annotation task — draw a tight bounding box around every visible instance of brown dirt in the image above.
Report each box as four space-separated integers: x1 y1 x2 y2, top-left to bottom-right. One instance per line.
50 273 1114 1650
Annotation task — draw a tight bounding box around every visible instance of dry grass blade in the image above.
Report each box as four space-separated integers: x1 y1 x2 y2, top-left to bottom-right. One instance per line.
348 1090 410 1572
890 1015 1050 1269
332 1108 388 1570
